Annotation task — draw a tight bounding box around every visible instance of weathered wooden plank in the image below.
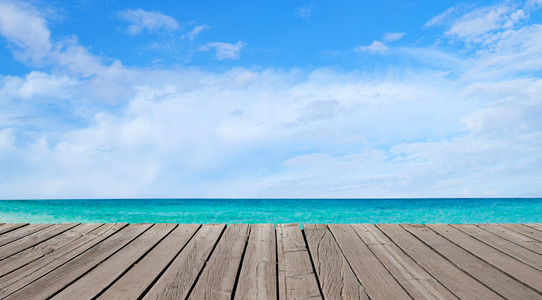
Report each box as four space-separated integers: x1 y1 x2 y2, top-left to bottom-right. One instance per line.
404 224 541 299
454 224 542 271
525 223 542 232
235 223 277 300
329 224 410 299
98 224 200 300
0 224 53 247
4 223 150 300
478 224 542 255
353 224 456 299
0 224 102 277
235 224 277 300
0 223 125 298
304 224 369 300
143 224 225 300
427 224 542 293
504 224 542 242
0 224 27 235
53 223 177 300
377 224 502 300
277 223 322 300
188 224 250 300
0 223 79 260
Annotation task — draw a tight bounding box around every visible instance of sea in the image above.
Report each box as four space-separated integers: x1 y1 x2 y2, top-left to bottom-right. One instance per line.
1 198 541 224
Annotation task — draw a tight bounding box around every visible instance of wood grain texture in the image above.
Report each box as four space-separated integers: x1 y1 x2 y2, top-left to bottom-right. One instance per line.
0 223 103 277
98 224 200 300
478 224 542 255
0 224 27 236
304 224 368 300
329 224 411 300
235 223 277 300
0 223 78 260
188 224 250 300
353 224 456 300
143 224 225 300
505 224 542 242
403 224 541 299
0 223 541 299
277 223 321 300
525 223 542 233
454 224 542 271
4 223 150 300
377 224 502 300
0 224 53 247
0 223 126 298
53 223 177 300
427 224 542 293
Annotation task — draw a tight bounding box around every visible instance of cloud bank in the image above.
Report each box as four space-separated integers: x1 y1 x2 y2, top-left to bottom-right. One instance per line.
0 0 541 198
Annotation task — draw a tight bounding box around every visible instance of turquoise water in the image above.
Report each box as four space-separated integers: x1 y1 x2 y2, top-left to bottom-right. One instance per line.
0 198 541 224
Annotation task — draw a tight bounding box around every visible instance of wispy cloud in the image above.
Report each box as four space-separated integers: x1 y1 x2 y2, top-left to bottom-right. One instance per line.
355 40 387 53
199 41 246 60
382 32 405 42
181 24 210 40
355 33 404 54
425 6 460 27
426 2 532 44
118 9 179 35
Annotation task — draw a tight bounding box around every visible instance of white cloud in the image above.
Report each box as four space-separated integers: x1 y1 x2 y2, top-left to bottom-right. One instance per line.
199 41 246 60
181 24 209 40
355 40 387 53
0 1 121 79
427 2 533 43
0 0 51 64
118 9 179 35
425 6 459 27
446 4 517 41
383 32 405 42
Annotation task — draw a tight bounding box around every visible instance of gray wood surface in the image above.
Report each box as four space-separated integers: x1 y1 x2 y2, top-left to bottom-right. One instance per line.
98 224 200 300
0 223 27 235
4 223 150 300
0 224 53 247
53 223 176 300
188 224 250 300
0 223 78 260
0 223 126 298
404 224 541 299
235 223 277 300
0 223 102 277
304 224 369 300
453 224 542 271
478 224 542 255
354 224 456 300
277 223 322 300
329 224 411 299
505 223 542 242
378 224 502 300
525 223 542 232
1 223 541 300
427 224 542 293
143 224 225 300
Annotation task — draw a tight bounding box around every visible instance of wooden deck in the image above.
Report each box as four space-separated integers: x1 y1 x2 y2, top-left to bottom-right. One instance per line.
0 223 541 299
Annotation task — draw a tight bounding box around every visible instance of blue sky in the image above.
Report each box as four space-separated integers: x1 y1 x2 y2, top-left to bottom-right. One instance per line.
1 0 542 198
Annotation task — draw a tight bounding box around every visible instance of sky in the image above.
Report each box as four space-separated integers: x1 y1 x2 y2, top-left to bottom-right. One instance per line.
0 0 542 199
